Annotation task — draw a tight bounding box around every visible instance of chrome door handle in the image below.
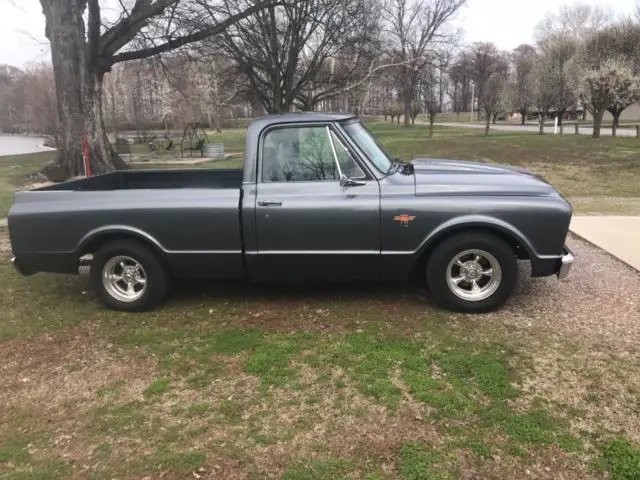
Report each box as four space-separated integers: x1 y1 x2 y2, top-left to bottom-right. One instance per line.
258 200 282 207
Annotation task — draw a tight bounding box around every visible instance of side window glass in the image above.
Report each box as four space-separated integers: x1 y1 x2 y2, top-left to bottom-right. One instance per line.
262 126 339 182
330 131 366 179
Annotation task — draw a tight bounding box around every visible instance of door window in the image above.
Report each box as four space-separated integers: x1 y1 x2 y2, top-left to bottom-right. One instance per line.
262 126 365 182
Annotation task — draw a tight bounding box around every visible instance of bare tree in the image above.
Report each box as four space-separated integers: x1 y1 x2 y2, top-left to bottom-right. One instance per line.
468 43 508 135
535 2 613 42
421 49 450 136
383 0 465 126
23 65 59 140
508 44 537 125
213 0 375 114
39 0 276 178
449 51 473 119
534 57 556 135
537 38 577 128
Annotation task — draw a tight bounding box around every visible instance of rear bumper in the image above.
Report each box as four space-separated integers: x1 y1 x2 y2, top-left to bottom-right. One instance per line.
10 253 78 276
557 246 575 280
11 256 35 276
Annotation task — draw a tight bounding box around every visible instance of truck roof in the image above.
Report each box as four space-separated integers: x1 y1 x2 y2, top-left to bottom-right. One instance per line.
251 112 357 128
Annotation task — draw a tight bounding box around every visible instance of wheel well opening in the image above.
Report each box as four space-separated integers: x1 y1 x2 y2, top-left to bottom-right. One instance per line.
79 233 164 259
410 227 528 282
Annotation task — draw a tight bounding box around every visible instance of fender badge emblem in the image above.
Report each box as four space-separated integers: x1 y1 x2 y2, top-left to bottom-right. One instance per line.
393 214 416 227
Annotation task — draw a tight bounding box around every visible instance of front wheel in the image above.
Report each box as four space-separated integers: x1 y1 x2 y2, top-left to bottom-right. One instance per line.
426 232 517 313
91 240 170 312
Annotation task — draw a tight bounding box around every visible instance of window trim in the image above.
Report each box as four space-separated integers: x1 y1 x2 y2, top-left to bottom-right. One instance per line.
328 129 367 180
257 122 372 184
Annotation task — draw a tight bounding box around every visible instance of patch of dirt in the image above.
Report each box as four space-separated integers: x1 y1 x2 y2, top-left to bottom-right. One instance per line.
459 445 599 480
517 350 640 444
0 322 157 415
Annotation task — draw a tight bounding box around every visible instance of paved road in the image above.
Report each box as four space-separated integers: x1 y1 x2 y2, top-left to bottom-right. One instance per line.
570 216 640 271
434 122 638 137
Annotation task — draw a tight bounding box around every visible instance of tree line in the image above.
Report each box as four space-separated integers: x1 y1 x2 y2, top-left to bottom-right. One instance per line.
3 1 639 177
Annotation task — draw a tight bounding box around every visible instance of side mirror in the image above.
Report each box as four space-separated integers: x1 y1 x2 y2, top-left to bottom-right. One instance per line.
340 174 366 188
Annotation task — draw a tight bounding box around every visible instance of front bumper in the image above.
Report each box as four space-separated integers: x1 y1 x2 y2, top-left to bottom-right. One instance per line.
557 246 575 280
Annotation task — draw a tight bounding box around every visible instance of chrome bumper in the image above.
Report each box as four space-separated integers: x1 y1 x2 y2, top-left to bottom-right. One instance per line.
557 247 575 280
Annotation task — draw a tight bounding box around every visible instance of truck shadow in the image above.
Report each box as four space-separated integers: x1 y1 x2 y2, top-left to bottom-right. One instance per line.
169 279 429 306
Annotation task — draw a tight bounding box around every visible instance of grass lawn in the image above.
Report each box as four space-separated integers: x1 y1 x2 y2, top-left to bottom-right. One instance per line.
0 151 55 218
1 235 640 479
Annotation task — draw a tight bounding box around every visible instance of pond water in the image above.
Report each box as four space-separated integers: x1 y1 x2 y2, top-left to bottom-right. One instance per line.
0 135 55 156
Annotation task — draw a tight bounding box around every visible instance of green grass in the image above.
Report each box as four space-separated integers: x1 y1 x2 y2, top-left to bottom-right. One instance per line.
400 443 456 480
602 437 640 480
0 151 54 217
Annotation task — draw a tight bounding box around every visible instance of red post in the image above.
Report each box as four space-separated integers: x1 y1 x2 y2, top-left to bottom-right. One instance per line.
82 136 93 177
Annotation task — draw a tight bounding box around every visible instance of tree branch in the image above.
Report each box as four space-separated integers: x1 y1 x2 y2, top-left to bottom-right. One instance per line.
110 0 278 65
101 0 176 59
87 0 101 65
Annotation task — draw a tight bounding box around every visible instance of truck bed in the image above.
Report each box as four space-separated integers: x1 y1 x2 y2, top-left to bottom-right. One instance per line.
35 168 243 191
9 168 245 279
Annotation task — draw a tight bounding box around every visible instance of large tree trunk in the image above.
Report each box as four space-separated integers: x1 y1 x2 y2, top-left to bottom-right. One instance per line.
85 71 127 174
484 114 490 136
520 110 526 126
41 0 123 179
538 112 545 135
41 0 86 177
429 113 435 138
592 108 606 138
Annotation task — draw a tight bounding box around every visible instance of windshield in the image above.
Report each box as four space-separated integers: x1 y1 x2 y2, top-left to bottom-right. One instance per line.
342 122 392 174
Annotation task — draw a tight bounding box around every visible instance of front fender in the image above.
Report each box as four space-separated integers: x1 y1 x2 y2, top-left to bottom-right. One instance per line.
418 214 538 259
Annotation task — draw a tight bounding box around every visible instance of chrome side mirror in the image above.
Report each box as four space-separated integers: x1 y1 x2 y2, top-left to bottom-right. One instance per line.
340 174 366 187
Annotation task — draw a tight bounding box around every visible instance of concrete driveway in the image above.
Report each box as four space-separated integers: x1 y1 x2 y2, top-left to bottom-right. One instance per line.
570 216 640 271
434 121 638 137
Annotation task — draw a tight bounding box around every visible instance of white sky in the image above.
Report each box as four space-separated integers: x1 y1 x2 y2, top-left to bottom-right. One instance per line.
0 0 637 67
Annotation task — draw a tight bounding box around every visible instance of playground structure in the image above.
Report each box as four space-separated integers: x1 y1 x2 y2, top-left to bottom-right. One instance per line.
180 123 209 158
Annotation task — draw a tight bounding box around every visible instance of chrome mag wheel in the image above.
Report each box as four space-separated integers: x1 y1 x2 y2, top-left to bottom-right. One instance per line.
446 249 502 302
102 255 148 303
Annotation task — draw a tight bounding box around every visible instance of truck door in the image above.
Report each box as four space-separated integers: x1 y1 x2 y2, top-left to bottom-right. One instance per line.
249 123 381 281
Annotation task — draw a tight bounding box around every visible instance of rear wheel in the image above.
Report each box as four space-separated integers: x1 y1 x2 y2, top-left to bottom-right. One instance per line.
426 232 517 313
91 240 170 312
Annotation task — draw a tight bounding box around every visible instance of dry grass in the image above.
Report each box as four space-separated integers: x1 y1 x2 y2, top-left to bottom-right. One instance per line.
0 232 639 479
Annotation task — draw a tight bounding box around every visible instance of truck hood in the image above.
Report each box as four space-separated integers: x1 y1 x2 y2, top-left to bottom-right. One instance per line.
410 157 556 197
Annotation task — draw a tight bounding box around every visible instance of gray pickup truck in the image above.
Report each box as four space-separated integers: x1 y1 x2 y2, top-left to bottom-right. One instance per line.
8 113 574 313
